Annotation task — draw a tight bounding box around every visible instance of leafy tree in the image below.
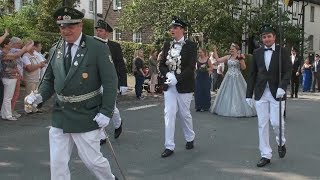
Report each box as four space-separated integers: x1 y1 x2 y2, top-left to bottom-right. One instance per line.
0 0 15 14
36 0 79 33
119 0 301 53
0 0 89 51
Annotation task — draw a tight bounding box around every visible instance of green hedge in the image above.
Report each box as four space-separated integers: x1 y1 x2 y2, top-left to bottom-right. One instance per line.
28 31 60 53
82 19 94 36
118 41 156 74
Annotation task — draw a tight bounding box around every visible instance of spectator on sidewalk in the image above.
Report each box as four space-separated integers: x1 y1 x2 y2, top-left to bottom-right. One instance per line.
33 41 48 79
0 29 10 110
302 57 312 92
10 37 24 118
133 48 146 99
1 38 33 120
216 62 225 90
22 41 46 113
311 54 320 92
195 48 212 112
209 51 218 91
149 49 158 97
290 47 301 98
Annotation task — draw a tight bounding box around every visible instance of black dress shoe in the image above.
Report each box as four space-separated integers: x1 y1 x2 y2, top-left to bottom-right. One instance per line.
114 123 122 139
185 141 194 149
278 144 286 158
257 157 270 167
100 139 106 145
295 94 298 98
161 149 174 158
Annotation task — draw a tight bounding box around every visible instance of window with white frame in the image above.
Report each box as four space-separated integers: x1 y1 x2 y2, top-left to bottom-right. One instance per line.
308 35 314 50
292 1 298 17
89 0 94 12
113 0 122 10
113 28 122 41
133 31 142 43
310 6 315 22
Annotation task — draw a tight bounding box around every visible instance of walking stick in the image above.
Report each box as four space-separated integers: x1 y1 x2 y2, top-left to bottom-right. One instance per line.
103 129 127 180
37 36 63 90
277 1 284 155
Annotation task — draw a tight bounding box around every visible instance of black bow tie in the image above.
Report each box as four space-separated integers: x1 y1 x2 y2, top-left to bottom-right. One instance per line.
264 48 273 51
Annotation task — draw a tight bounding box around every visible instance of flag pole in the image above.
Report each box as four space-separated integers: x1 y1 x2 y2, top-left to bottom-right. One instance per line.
278 0 284 155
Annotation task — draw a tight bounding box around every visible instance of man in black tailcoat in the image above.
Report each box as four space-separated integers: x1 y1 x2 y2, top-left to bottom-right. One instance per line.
159 17 197 158
246 24 292 167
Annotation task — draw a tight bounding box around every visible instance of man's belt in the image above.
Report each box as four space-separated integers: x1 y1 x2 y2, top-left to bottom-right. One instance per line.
57 88 102 103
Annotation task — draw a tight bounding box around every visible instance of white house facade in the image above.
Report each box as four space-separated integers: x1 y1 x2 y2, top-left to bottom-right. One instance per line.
75 0 103 19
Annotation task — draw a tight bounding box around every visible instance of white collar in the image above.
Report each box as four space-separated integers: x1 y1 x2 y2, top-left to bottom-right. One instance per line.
65 32 82 47
264 43 275 51
174 36 185 43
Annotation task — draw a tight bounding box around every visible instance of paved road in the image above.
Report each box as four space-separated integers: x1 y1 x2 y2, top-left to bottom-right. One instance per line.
0 90 320 180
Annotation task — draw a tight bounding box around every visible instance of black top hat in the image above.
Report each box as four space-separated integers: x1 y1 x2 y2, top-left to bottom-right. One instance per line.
260 24 276 35
169 16 188 29
95 19 113 32
53 7 84 26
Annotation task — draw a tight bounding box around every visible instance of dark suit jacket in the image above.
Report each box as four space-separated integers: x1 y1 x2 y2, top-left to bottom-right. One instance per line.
311 60 320 73
107 40 127 87
291 55 301 81
159 39 197 93
246 45 292 101
291 55 301 73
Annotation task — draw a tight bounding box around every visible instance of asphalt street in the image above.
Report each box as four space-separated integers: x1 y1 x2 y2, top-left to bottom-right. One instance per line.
0 89 320 180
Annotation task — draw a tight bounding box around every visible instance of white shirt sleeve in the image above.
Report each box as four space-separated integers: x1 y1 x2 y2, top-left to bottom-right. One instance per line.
22 54 31 67
34 51 46 62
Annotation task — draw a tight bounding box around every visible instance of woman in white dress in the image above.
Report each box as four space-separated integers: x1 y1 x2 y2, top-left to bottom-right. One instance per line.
210 43 256 117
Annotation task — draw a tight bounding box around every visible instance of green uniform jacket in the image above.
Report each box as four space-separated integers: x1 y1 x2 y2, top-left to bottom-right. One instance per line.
38 34 118 133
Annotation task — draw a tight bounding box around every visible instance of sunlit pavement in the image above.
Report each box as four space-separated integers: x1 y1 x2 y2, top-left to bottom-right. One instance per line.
0 87 320 180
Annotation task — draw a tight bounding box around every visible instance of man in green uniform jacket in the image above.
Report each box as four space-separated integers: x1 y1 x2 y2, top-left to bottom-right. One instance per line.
25 7 118 180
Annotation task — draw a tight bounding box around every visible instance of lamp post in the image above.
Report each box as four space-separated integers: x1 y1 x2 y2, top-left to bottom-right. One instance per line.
300 0 305 59
94 0 98 36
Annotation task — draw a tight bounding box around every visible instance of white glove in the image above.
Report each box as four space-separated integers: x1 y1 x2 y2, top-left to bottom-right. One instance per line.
93 113 110 128
164 72 177 86
276 88 286 98
119 86 128 95
246 98 254 108
25 91 43 107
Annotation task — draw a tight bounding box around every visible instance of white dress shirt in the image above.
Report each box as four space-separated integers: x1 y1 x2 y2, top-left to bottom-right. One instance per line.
64 33 82 64
173 36 185 52
291 55 296 65
264 43 275 71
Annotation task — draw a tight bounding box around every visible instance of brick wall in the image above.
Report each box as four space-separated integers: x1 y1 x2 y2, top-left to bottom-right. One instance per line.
102 0 154 44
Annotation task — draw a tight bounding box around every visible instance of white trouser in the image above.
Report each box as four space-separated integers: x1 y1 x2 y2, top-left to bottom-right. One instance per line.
1 78 17 119
24 81 39 95
150 73 158 93
255 87 286 159
164 86 195 150
100 105 121 139
49 127 115 180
